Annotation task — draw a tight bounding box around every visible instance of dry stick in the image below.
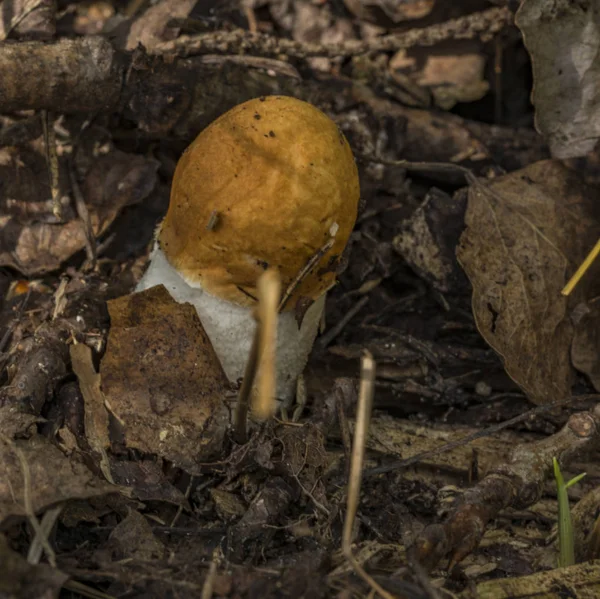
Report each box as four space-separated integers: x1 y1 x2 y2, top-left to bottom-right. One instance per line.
27 505 63 564
1 437 58 567
232 329 259 445
366 393 600 477
68 157 97 269
201 548 223 599
153 6 511 59
561 238 600 296
278 238 334 313
342 352 396 599
41 111 62 220
319 295 369 349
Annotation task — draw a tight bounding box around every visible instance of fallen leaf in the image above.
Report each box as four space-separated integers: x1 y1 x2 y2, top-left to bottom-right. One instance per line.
391 41 489 110
0 143 158 276
571 298 600 392
100 285 230 473
457 160 600 404
70 343 112 482
126 0 197 51
516 0 600 158
110 460 189 505
105 509 166 562
0 434 116 526
393 187 467 292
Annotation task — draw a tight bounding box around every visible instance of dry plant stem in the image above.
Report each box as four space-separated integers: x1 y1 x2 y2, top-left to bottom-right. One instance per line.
561 238 600 296
414 404 600 570
68 157 97 268
2 437 57 567
201 548 222 599
342 353 394 599
319 295 369 349
278 238 334 312
254 270 281 420
27 505 62 564
233 330 259 445
42 111 61 220
154 6 511 59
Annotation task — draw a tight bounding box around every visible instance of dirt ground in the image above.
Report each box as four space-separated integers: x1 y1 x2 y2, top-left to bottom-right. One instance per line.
2 1 600 598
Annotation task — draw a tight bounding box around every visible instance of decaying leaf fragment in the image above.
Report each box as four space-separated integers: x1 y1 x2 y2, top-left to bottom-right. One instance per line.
457 160 600 405
0 434 115 526
516 0 600 159
100 285 230 473
571 298 600 392
0 143 158 276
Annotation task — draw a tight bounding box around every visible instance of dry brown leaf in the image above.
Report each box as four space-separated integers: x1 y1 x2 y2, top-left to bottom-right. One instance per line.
571 298 600 392
100 285 230 473
70 342 112 482
456 160 600 405
0 434 115 526
0 143 158 276
393 187 467 292
390 41 489 110
110 460 188 505
125 0 197 51
104 509 166 562
516 0 600 159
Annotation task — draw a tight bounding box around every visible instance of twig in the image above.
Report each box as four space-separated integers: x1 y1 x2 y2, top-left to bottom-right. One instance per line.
366 394 600 477
68 157 97 269
154 7 512 59
278 238 334 313
318 295 369 349
561 238 600 296
201 548 222 599
41 111 62 220
198 54 301 79
0 286 32 355
27 505 63 564
233 330 259 445
341 352 392 599
1 437 57 567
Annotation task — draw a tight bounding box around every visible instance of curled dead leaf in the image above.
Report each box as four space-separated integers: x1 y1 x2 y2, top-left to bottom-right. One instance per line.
457 160 600 404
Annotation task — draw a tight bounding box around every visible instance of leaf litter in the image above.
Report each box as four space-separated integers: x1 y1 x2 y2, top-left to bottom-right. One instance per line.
2 1 600 597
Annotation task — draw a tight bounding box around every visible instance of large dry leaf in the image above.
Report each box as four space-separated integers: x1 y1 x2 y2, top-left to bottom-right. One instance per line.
100 286 230 473
457 160 600 405
516 0 600 159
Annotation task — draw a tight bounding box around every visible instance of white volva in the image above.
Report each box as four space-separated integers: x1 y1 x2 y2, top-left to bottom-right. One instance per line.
136 245 325 406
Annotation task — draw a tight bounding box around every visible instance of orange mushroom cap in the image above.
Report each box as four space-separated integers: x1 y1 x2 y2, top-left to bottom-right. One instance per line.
158 95 360 310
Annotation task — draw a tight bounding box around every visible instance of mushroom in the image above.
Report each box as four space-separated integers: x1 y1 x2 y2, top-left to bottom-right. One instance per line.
136 95 360 406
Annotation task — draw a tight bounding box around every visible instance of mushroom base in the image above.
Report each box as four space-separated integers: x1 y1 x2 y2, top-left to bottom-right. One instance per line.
136 245 325 407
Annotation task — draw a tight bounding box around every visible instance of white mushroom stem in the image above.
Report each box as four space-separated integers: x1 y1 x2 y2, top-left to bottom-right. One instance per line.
136 245 325 407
